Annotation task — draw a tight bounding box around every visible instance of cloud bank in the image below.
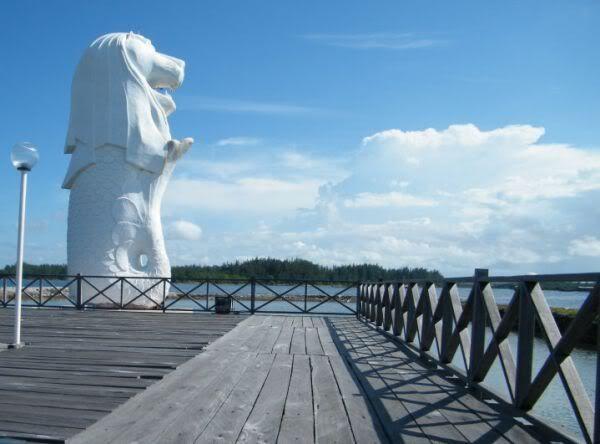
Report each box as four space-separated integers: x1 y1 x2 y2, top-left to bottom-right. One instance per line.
163 124 600 275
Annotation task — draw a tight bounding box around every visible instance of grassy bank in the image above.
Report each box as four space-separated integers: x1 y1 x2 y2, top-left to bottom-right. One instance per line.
497 304 597 349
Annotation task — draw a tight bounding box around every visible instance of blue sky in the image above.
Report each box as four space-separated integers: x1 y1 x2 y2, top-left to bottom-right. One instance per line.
0 0 599 275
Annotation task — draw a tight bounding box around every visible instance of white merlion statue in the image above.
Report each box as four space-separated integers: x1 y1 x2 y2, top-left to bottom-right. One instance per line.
62 32 193 307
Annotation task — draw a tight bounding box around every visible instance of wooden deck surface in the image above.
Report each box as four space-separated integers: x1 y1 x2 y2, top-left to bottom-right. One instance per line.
0 309 245 442
68 314 560 444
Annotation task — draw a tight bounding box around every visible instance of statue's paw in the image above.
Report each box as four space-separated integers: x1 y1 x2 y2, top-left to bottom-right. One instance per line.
179 137 194 155
166 138 193 161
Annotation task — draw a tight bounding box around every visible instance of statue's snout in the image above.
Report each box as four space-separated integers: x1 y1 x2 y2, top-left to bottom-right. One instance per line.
147 53 185 90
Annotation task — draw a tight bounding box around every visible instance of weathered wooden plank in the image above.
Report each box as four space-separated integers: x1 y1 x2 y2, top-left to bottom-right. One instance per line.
272 325 294 354
312 316 326 328
197 353 275 442
0 408 94 429
257 320 283 353
0 393 120 412
328 354 388 443
0 419 82 441
0 379 141 398
290 327 306 355
316 325 339 356
311 354 355 443
0 371 151 389
0 362 168 377
237 353 294 443
277 354 314 444
305 326 323 355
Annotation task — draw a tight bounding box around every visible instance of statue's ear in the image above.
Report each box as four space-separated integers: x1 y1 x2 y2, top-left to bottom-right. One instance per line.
124 79 171 174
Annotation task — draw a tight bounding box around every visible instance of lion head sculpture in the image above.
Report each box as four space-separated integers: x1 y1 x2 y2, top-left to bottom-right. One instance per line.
63 32 185 188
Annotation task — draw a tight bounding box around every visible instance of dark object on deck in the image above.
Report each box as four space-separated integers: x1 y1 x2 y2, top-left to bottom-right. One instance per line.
215 295 231 314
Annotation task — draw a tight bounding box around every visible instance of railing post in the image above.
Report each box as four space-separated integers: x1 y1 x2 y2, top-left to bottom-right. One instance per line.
38 277 43 306
405 283 419 343
304 282 308 313
469 269 488 384
250 277 256 314
76 273 82 309
420 282 433 353
206 281 210 311
120 278 124 308
2 277 6 306
515 280 535 409
375 282 383 327
162 279 167 313
594 281 600 444
369 284 377 322
356 283 361 318
392 283 402 336
440 282 453 363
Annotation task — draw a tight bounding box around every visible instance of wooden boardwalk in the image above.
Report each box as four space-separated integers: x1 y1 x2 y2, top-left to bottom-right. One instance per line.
0 309 245 442
68 314 560 444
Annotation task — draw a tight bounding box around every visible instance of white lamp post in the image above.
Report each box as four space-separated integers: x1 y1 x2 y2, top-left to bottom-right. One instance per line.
10 142 38 348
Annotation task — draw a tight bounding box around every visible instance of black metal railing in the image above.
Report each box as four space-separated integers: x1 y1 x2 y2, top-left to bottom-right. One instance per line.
357 269 600 443
0 274 358 315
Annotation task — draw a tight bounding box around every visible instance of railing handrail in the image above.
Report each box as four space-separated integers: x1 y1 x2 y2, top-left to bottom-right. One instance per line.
0 273 360 285
361 271 600 285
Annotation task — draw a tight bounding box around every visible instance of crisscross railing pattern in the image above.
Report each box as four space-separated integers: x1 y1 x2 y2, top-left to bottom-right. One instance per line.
0 274 358 315
357 269 600 443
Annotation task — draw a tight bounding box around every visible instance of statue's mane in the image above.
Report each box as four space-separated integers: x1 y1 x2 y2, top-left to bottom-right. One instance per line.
63 32 171 189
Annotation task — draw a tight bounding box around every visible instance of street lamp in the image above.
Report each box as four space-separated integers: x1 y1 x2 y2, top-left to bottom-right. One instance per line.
10 142 38 348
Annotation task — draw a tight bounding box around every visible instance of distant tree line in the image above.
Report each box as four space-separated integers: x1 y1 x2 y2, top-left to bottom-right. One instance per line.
171 258 443 282
1 263 68 276
1 258 443 282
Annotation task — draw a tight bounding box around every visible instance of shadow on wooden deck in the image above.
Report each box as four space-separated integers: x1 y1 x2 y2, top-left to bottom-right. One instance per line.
326 316 570 443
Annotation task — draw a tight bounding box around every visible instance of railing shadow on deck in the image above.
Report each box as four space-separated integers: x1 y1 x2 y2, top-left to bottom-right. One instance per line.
0 274 358 315
356 269 600 443
326 316 560 443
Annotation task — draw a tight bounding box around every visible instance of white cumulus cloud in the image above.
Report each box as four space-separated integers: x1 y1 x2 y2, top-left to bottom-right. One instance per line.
165 220 203 241
569 236 600 257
